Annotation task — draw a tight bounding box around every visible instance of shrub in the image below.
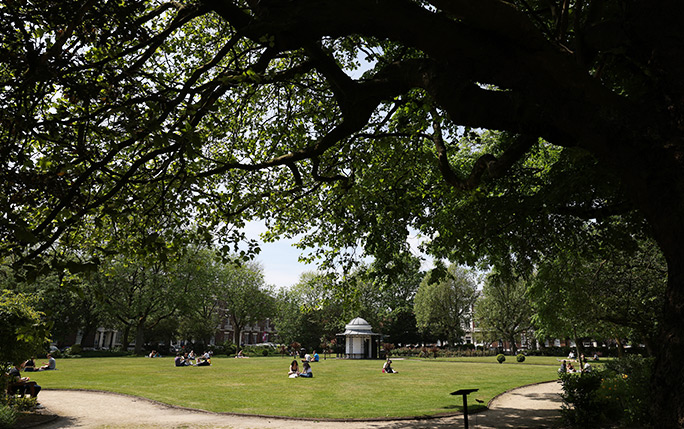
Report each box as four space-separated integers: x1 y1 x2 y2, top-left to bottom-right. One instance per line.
516 354 526 363
598 355 654 426
558 371 604 426
79 349 132 358
559 356 653 427
496 354 506 364
6 396 36 411
66 344 83 355
0 405 17 429
223 341 237 357
382 343 394 358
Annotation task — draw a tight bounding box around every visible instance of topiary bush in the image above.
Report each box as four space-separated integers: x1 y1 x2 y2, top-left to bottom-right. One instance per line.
516 354 526 362
496 354 506 364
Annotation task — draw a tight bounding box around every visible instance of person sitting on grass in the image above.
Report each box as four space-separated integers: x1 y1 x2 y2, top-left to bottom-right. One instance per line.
288 360 300 378
196 351 212 366
23 357 36 372
299 361 313 378
235 349 248 358
558 360 567 374
8 362 41 398
174 353 187 367
39 353 56 371
383 358 397 373
311 350 319 362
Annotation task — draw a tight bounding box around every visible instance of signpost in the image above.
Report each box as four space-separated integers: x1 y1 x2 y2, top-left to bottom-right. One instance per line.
450 388 479 429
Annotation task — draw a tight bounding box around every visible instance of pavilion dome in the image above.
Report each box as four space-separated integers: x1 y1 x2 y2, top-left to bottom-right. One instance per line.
343 317 378 336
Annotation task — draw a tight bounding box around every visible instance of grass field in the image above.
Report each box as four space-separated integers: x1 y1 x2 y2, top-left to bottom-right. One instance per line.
25 356 561 419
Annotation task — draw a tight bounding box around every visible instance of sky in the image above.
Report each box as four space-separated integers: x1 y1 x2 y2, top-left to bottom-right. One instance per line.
242 220 434 290
241 220 317 289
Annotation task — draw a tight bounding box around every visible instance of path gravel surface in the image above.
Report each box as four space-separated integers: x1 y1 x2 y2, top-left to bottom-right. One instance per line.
31 381 563 428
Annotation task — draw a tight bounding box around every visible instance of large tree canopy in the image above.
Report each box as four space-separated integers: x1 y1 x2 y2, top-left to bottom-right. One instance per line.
2 0 684 424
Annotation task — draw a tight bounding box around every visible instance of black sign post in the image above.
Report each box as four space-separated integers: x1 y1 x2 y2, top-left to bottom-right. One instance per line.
450 388 479 429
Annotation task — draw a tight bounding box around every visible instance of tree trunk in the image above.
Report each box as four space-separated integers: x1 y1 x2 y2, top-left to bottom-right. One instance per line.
134 320 145 355
621 153 684 426
614 337 625 358
121 325 131 351
642 336 654 357
509 334 518 355
650 263 684 426
232 320 242 346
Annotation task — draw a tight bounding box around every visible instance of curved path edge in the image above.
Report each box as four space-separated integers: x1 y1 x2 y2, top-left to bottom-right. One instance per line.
29 381 563 428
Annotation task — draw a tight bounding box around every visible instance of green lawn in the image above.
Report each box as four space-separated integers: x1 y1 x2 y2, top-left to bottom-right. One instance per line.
25 356 559 419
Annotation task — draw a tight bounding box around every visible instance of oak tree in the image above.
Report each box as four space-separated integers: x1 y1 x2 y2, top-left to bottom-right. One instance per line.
2 1 684 424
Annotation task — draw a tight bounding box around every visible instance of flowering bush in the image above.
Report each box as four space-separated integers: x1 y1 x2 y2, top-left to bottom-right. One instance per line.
559 356 653 427
598 356 653 425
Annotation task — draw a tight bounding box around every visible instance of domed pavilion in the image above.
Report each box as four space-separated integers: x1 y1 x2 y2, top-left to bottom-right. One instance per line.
337 317 381 359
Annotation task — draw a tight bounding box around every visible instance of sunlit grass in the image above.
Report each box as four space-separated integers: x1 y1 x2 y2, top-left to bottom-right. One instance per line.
27 356 559 419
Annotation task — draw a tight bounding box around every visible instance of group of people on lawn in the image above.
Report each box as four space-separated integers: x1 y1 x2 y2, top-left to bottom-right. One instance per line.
174 350 213 366
5 354 57 401
287 352 398 378
288 350 319 378
558 352 593 374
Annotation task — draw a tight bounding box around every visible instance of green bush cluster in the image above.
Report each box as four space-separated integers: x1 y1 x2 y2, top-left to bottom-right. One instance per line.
5 396 36 411
496 354 506 364
559 370 604 426
559 356 653 427
79 349 132 358
392 347 497 358
66 344 83 355
0 377 36 429
0 405 17 429
222 341 238 356
230 344 276 357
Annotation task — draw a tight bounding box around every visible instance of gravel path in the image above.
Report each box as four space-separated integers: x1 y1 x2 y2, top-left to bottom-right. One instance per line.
32 381 563 428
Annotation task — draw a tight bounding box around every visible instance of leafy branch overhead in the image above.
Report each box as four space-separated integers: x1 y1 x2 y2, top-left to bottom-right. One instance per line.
2 2 684 424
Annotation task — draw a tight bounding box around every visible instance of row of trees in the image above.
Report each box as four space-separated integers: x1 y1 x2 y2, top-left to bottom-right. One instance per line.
1 247 274 356
2 233 666 360
276 238 666 356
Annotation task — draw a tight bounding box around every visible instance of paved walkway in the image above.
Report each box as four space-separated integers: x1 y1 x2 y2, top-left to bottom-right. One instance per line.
30 381 563 428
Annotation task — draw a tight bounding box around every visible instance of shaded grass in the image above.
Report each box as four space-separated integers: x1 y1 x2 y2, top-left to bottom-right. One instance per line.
26 356 558 419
